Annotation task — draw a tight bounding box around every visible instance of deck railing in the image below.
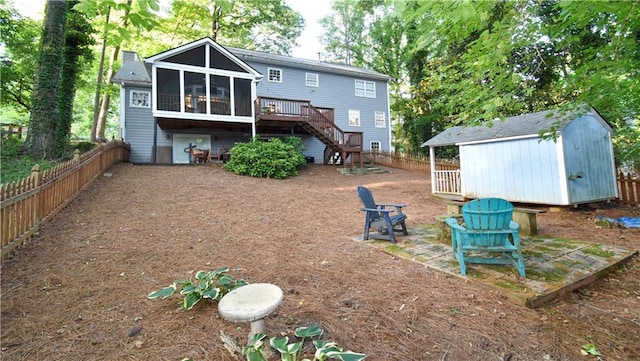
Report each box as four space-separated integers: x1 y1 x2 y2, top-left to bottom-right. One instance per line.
1 140 130 260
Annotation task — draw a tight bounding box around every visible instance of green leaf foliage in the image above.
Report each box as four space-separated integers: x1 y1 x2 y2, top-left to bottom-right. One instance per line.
294 324 323 338
133 0 303 55
146 284 178 299
147 267 247 310
224 136 306 179
391 0 639 169
241 325 364 361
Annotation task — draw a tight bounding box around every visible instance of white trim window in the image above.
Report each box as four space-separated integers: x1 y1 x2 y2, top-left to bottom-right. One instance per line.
375 111 386 127
268 68 282 82
130 90 150 108
305 73 319 87
348 109 360 126
355 79 375 98
370 141 381 153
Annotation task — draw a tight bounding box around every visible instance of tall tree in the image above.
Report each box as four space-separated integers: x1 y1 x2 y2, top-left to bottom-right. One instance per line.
23 0 67 158
396 0 639 169
319 0 366 65
54 1 94 155
141 0 304 55
74 0 160 141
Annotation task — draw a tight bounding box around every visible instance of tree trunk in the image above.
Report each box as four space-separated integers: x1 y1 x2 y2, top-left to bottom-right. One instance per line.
96 45 120 140
94 0 133 141
96 93 110 140
90 7 110 142
24 0 67 159
55 1 94 156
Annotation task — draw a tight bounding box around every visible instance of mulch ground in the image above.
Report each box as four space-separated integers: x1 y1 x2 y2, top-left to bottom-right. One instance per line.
1 163 639 361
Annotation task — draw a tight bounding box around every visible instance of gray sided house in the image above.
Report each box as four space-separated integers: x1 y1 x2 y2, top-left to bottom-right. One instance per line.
422 107 618 206
111 37 392 165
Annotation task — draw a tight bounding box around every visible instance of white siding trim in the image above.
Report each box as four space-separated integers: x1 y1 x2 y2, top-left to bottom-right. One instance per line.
556 135 570 204
457 133 540 146
119 85 126 140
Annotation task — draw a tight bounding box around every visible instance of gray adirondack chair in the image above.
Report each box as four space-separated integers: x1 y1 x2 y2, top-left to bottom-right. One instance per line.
445 198 526 277
357 186 408 244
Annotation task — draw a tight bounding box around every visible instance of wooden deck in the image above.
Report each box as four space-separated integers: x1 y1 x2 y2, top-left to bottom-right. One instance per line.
255 97 363 167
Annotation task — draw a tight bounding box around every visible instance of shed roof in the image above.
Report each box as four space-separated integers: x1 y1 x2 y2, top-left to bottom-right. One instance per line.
421 106 610 147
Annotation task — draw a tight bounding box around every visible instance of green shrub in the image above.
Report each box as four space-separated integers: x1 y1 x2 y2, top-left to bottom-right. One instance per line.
224 136 306 179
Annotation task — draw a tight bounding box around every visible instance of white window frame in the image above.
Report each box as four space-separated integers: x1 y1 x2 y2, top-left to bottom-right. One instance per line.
370 141 381 153
355 79 376 98
305 73 319 87
268 67 282 83
348 109 360 127
375 111 386 127
130 90 151 108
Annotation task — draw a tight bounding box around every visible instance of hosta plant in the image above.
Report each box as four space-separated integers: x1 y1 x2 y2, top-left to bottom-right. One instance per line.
147 266 248 310
242 325 366 361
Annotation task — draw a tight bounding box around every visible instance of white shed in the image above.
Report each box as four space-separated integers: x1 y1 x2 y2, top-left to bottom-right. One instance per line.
421 106 618 206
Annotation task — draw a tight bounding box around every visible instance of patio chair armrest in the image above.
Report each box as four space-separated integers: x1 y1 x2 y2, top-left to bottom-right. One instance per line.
378 203 406 214
377 203 406 208
445 217 466 231
509 221 520 231
360 207 393 213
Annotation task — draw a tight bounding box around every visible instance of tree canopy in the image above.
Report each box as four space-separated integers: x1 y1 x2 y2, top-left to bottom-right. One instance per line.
2 0 638 171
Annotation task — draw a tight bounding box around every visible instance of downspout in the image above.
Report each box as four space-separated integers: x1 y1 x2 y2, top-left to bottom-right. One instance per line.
153 117 158 163
119 83 126 140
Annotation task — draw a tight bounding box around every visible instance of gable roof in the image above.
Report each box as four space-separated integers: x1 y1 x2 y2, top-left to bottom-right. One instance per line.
112 37 390 86
421 106 611 147
144 37 263 79
225 46 390 81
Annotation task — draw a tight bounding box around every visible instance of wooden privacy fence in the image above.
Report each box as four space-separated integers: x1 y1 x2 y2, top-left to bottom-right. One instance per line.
1 140 130 260
618 172 640 204
368 151 639 204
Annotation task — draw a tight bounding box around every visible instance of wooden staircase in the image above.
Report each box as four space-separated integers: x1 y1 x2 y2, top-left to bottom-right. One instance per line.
255 97 364 167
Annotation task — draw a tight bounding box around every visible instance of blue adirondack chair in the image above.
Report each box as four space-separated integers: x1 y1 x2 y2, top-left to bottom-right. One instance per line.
357 186 408 244
445 198 526 277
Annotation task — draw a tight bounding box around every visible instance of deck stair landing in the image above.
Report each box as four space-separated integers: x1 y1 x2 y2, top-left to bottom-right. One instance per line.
352 225 638 308
255 97 363 167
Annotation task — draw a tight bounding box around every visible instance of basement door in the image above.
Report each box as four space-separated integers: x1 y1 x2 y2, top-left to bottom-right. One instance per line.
172 134 211 164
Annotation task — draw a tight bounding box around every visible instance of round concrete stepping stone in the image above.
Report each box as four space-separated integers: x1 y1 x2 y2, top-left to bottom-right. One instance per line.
218 283 283 343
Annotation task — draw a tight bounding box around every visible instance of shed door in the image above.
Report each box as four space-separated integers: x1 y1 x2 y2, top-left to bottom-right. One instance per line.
562 117 617 203
172 134 211 164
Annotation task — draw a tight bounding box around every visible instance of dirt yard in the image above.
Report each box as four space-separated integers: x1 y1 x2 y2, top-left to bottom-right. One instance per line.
1 163 639 361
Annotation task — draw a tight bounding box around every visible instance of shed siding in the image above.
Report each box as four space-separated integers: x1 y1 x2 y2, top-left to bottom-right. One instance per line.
243 60 391 152
562 115 617 203
461 137 564 204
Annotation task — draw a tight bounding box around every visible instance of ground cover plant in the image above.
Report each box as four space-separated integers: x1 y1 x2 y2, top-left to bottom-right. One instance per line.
1 164 639 360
